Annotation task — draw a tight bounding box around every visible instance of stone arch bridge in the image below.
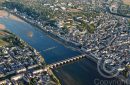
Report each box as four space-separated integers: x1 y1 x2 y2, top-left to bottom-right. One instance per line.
47 54 87 69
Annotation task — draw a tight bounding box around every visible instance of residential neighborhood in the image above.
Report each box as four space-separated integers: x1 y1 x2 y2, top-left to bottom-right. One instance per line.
0 0 130 85
0 30 59 85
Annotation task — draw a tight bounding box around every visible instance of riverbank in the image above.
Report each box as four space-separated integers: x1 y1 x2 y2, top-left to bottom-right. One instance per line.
4 10 82 51
0 8 126 85
8 29 61 85
6 9 128 85
0 28 61 84
0 10 61 85
0 8 101 84
2 9 99 63
0 24 5 30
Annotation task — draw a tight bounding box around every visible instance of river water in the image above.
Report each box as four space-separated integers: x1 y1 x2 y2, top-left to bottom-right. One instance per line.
0 12 117 85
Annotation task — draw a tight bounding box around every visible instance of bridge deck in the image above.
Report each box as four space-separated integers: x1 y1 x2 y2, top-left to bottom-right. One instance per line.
48 54 86 69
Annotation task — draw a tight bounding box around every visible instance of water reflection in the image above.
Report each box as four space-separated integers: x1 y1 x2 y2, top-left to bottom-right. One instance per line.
27 31 33 38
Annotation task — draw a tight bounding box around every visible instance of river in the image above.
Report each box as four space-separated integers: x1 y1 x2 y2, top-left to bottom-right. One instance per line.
0 11 118 85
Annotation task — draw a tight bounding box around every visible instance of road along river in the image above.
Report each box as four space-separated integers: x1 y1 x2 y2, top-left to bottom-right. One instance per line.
0 10 119 85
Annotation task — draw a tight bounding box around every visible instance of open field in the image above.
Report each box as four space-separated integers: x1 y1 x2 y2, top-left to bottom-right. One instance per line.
0 24 5 30
0 10 8 17
9 15 24 22
0 39 8 47
0 10 23 22
123 0 130 5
